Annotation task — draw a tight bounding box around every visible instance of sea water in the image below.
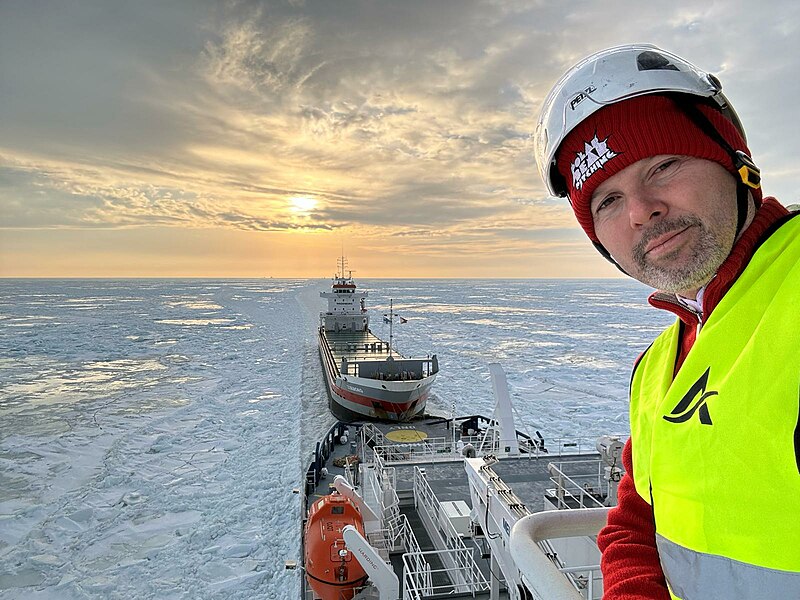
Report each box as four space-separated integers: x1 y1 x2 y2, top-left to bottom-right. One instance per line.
0 278 673 599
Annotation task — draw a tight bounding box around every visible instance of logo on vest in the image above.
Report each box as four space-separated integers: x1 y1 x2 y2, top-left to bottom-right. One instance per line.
570 134 618 191
663 367 717 425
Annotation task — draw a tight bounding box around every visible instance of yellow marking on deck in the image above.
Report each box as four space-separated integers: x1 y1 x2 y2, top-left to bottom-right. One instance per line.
386 429 428 443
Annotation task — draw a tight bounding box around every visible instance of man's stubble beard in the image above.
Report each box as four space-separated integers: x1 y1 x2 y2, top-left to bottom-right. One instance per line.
630 215 735 295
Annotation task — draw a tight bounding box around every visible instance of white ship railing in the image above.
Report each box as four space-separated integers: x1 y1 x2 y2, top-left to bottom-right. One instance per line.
373 437 456 463
381 512 434 597
362 422 387 449
372 435 498 464
365 529 393 565
402 548 489 600
318 327 340 376
408 467 489 598
559 563 604 599
363 440 427 554
385 512 424 556
359 427 434 597
343 458 359 487
510 508 609 600
372 435 608 465
328 341 390 353
547 460 610 510
546 438 607 457
365 448 399 528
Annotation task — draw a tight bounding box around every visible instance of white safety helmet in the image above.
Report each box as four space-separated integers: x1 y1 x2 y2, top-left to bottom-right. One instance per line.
534 44 749 199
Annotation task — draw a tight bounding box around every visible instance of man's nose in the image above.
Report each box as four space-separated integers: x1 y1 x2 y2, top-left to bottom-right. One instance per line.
628 193 668 228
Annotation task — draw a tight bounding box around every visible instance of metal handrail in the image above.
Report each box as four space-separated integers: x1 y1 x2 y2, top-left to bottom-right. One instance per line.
412 467 489 595
371 434 621 465
509 508 609 600
547 460 608 510
402 548 489 599
362 422 386 448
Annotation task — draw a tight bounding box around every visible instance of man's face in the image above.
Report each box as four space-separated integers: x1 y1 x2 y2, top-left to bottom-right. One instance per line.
590 155 739 297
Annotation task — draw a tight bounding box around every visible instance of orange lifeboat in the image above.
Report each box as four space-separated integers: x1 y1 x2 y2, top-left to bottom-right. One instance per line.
304 492 368 600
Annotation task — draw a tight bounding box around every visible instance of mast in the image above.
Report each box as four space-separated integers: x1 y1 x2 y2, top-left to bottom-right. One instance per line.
388 299 394 357
336 252 353 281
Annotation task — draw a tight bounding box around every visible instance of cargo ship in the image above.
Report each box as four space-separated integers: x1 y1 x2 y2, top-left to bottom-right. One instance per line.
318 258 438 422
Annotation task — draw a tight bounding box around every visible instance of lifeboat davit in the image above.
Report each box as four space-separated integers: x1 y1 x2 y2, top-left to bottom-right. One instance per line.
304 492 368 600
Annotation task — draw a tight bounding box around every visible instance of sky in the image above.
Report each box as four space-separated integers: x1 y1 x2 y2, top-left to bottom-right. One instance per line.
1 0 798 278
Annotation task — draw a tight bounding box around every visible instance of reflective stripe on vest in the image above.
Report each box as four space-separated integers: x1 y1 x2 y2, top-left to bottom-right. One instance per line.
630 215 800 599
657 534 800 599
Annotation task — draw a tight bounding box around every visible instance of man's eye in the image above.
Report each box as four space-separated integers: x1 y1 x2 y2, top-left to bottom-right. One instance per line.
654 159 678 173
595 196 617 213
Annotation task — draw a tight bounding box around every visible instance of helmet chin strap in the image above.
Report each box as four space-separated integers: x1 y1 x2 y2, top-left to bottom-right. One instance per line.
667 95 760 238
591 240 629 275
734 180 750 236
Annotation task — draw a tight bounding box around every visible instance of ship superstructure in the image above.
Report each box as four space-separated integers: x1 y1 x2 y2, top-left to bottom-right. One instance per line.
318 258 438 422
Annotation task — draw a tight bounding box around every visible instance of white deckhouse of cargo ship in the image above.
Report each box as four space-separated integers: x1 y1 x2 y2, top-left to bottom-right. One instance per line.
318 258 438 422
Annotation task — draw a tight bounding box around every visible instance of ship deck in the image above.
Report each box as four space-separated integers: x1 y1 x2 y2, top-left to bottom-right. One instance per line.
321 328 400 364
315 417 599 512
304 414 612 599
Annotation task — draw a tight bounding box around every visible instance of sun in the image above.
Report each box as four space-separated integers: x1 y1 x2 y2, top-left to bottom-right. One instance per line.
289 196 318 213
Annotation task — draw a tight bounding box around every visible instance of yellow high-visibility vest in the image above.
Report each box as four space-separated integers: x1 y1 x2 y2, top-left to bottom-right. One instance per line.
630 215 800 599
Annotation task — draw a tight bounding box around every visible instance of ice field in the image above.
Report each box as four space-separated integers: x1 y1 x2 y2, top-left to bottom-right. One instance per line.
0 278 672 599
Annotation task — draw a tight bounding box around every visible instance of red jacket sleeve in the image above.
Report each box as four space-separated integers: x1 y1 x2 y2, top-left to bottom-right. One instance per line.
597 438 670 600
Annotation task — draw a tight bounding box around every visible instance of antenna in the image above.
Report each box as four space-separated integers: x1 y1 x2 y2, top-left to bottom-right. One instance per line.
337 255 349 279
336 245 353 280
388 299 394 357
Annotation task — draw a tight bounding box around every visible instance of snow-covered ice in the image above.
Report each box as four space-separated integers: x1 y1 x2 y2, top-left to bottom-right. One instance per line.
0 278 671 599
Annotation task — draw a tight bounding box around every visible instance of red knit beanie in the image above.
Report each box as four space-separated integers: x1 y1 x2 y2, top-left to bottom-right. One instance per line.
555 95 761 241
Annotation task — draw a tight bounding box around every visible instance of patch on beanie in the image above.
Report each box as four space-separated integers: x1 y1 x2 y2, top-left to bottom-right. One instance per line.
571 133 619 191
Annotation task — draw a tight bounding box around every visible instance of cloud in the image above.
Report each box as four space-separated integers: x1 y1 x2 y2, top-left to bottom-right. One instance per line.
0 152 336 232
1 0 798 276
